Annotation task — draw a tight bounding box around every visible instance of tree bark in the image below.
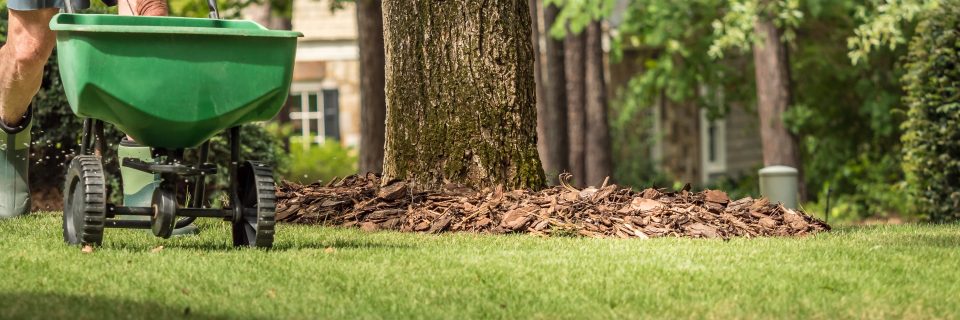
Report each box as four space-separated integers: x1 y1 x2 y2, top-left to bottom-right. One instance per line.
753 12 805 199
357 0 387 173
584 21 612 186
565 30 586 187
381 0 546 190
539 3 569 185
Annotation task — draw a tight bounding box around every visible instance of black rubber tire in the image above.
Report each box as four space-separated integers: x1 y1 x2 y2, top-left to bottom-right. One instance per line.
151 188 178 239
62 155 106 246
232 161 276 248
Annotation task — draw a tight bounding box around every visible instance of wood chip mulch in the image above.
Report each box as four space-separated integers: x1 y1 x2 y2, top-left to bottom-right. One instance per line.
275 173 830 239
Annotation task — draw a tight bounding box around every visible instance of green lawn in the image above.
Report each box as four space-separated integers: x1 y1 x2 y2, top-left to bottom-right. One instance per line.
1 212 958 319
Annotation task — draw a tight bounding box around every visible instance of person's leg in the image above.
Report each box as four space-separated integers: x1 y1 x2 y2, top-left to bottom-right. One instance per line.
0 8 58 219
0 8 58 127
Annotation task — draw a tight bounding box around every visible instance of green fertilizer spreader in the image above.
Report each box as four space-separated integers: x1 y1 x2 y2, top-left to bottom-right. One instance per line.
51 12 302 248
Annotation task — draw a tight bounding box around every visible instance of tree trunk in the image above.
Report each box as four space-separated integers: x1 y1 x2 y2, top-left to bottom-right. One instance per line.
753 12 805 199
381 0 546 190
584 21 612 186
539 3 569 185
565 30 586 187
357 0 387 173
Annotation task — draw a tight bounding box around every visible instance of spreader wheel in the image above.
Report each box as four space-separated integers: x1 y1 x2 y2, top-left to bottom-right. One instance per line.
63 155 106 246
232 161 276 248
151 188 178 239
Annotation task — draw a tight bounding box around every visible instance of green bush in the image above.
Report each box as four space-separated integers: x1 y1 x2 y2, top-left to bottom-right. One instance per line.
280 137 357 184
901 1 960 222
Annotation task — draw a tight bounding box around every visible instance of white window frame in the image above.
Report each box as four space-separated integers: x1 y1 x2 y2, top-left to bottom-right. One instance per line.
289 82 331 148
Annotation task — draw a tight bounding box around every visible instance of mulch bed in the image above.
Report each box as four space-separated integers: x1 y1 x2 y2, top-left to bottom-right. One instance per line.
276 173 830 239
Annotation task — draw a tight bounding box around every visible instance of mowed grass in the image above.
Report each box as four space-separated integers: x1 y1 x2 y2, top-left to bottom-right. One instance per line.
0 212 958 319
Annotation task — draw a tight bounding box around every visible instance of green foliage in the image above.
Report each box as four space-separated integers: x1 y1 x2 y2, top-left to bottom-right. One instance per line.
847 0 939 65
577 0 911 219
709 0 806 58
169 0 292 19
279 137 357 184
901 1 960 222
785 0 910 219
610 1 756 118
543 0 612 37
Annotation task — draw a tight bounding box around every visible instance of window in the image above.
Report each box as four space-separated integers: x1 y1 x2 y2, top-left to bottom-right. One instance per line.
700 108 727 184
288 83 340 147
322 89 340 141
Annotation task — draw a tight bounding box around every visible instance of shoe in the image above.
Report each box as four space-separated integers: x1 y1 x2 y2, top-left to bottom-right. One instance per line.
119 139 198 236
0 106 32 219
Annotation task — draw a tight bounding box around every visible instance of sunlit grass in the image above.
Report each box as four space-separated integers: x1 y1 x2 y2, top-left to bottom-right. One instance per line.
1 212 958 319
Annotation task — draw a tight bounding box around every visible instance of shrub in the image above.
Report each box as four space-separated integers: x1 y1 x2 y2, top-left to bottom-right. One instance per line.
280 137 357 184
901 1 960 222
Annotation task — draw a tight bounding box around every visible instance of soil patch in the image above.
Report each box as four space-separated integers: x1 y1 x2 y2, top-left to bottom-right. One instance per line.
276 173 830 239
31 187 64 212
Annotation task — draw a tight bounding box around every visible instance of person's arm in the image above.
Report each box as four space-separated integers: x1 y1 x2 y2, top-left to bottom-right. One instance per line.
118 0 168 16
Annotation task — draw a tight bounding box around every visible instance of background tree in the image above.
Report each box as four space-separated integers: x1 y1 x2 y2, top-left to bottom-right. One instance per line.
539 2 570 184
564 31 587 187
552 0 916 220
531 0 547 178
584 20 612 186
356 0 387 173
751 0 804 199
900 0 960 222
845 0 956 222
381 0 546 190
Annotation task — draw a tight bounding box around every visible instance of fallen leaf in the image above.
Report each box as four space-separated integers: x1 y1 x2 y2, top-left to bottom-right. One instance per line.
151 246 164 253
324 247 336 254
81 245 94 254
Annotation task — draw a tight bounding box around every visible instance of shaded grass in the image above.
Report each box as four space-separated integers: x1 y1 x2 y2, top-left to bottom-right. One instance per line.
1 212 959 319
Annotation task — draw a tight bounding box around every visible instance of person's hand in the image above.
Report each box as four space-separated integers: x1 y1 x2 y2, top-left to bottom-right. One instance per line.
134 0 167 16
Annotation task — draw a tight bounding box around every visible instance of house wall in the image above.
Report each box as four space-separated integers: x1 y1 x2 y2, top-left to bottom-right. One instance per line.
293 0 357 41
723 104 764 179
289 0 361 147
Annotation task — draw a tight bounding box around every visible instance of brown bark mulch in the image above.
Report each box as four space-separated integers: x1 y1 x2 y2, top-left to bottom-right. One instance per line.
275 173 830 239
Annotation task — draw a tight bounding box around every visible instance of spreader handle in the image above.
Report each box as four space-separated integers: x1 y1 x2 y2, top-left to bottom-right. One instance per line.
207 0 220 18
64 0 76 13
